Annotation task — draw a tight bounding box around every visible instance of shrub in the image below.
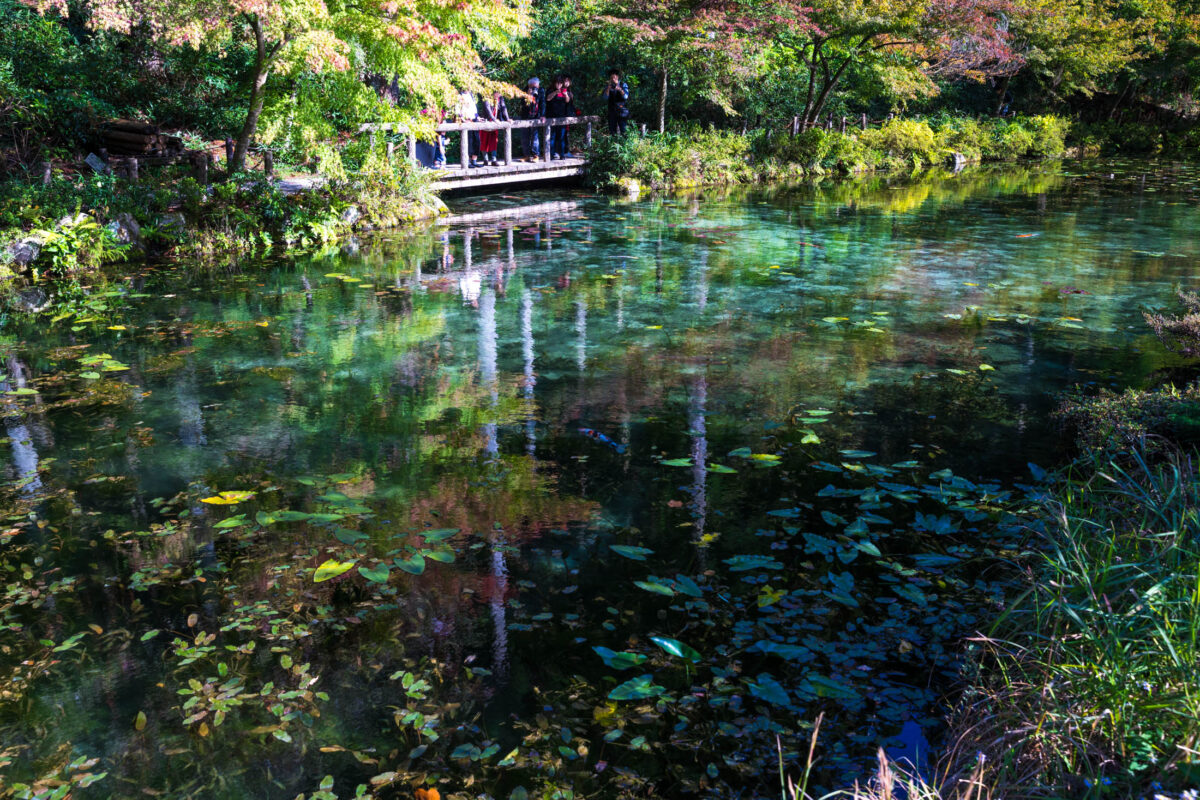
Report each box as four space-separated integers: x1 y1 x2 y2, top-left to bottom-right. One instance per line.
859 119 942 170
765 128 870 172
1023 115 1070 157
588 128 754 191
935 117 989 161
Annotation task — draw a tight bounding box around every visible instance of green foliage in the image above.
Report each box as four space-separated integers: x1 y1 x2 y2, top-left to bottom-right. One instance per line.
590 115 1077 191
859 118 942 170
969 444 1200 795
0 0 251 166
28 213 127 281
587 128 756 191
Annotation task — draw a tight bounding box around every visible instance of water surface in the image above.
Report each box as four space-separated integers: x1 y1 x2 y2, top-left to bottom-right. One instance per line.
1 160 1196 798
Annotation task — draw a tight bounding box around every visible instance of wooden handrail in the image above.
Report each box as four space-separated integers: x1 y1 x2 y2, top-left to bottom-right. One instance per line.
435 115 600 133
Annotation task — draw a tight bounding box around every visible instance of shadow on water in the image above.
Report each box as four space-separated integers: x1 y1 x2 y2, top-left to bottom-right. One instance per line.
0 159 1197 798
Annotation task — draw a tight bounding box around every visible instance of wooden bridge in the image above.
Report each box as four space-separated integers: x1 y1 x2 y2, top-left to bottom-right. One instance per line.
361 116 601 191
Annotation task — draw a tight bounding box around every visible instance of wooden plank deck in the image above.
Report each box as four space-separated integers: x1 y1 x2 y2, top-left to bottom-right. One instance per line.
431 157 587 190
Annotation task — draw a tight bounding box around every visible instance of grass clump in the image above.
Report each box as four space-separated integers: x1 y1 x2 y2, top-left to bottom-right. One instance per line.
955 442 1200 797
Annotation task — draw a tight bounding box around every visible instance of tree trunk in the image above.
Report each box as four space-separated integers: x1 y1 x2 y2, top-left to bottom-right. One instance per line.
993 75 1011 117
799 38 819 131
658 65 667 133
808 51 856 128
1108 78 1133 121
232 15 275 174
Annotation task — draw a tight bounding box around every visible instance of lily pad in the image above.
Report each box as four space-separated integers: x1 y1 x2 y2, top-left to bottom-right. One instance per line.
610 545 654 561
608 674 666 701
313 559 356 582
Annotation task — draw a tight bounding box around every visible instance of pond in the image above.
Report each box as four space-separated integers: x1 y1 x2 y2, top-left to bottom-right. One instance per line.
1 159 1197 799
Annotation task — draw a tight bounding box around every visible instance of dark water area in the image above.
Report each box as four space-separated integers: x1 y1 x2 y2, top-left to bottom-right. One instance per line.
0 160 1196 798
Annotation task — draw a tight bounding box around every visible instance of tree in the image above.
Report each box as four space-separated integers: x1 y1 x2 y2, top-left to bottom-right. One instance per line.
776 0 1023 128
22 0 529 170
592 0 813 132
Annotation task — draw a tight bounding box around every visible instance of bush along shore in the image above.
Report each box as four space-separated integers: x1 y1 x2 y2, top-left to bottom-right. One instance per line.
0 149 444 315
584 113 1193 195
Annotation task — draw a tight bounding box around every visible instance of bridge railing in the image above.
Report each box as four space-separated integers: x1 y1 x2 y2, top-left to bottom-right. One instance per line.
360 116 602 172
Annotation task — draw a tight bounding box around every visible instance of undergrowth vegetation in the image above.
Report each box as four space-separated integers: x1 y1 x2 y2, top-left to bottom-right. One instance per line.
0 149 439 313
588 115 1074 192
955 444 1200 798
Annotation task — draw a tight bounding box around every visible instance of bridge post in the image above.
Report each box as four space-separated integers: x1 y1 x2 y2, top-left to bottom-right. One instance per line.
861 113 868 130
407 134 416 164
791 116 799 137
504 126 513 166
386 141 394 162
460 128 470 171
840 116 847 134
585 119 593 149
542 121 551 163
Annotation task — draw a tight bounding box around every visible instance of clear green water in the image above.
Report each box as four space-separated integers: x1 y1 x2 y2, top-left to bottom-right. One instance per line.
0 160 1197 798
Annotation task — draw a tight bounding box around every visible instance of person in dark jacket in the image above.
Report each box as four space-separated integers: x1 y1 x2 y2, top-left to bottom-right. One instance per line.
544 75 577 160
602 69 630 135
520 77 545 162
479 92 508 165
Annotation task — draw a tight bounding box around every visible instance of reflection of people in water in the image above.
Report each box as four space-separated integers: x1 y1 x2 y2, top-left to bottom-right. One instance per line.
459 271 482 307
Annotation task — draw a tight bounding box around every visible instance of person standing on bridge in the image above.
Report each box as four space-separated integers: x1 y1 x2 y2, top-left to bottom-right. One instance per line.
520 77 545 162
479 91 508 166
602 69 630 135
545 75 576 160
456 87 481 168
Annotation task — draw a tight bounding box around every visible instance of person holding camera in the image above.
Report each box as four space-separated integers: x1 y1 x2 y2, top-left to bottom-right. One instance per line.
602 69 630 135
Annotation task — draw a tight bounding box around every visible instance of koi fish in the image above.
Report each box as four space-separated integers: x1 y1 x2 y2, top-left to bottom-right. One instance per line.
580 427 626 454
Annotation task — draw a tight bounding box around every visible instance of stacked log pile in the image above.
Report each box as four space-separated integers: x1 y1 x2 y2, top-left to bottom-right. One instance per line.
97 120 184 156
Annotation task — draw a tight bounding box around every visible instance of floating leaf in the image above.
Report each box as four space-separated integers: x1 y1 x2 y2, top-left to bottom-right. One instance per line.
610 545 654 561
200 491 256 506
270 510 312 522
593 647 648 671
749 674 790 706
634 580 675 596
214 515 248 529
395 553 426 575
313 559 356 582
134 711 147 731
706 463 737 473
608 674 666 701
423 549 456 563
334 528 369 545
650 636 701 663
838 450 876 459
724 554 783 571
660 458 692 467
421 528 460 542
358 564 390 583
673 574 703 598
